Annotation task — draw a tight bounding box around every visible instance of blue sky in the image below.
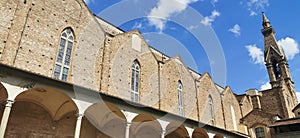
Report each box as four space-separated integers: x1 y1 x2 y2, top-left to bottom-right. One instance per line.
84 0 300 98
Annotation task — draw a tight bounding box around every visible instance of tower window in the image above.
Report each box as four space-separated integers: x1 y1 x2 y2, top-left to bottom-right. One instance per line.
208 95 214 125
131 60 140 102
255 127 265 138
54 28 74 81
178 81 183 116
272 62 281 80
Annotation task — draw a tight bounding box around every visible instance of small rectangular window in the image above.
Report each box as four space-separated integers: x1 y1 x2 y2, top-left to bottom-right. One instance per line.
255 127 265 138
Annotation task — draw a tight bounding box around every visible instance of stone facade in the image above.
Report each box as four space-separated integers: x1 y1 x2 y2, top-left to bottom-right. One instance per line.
197 73 224 129
221 87 243 132
0 0 298 138
0 0 105 90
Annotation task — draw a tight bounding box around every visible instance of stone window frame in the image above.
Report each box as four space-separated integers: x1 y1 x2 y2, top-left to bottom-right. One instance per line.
131 60 140 102
208 95 214 125
177 81 184 116
53 28 74 81
254 126 265 138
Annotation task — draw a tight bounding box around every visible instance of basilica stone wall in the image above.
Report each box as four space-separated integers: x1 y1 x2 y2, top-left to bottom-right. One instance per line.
221 87 243 132
0 0 105 90
100 31 160 108
238 95 253 117
260 88 285 117
159 56 198 120
197 73 225 129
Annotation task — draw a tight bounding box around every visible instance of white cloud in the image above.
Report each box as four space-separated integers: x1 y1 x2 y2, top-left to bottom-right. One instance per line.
228 24 241 36
250 10 257 16
244 0 269 16
260 82 271 91
278 37 299 60
247 0 270 9
211 0 218 6
200 10 220 26
132 22 143 30
148 0 198 31
245 44 264 65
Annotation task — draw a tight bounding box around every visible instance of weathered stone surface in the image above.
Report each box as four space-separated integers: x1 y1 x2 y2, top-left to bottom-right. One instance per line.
197 73 224 129
1 1 298 138
221 87 242 131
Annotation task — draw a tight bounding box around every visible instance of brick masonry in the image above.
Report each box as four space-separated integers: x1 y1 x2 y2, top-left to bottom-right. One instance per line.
0 0 299 137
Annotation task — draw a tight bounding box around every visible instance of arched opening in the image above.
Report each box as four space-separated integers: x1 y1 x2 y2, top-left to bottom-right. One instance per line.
272 59 281 80
0 83 8 123
5 87 78 137
82 102 126 138
192 127 209 138
165 122 189 138
130 113 162 138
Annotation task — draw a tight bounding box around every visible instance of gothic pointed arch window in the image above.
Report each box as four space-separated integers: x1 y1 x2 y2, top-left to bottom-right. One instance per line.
131 60 140 102
178 81 184 116
208 95 214 125
53 28 74 81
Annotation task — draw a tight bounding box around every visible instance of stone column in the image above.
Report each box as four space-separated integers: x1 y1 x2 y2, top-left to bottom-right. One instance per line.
74 113 84 138
125 122 131 138
0 100 14 138
161 129 165 138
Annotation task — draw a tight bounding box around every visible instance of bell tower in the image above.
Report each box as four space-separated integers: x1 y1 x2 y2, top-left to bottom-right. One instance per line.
261 12 298 111
262 12 293 89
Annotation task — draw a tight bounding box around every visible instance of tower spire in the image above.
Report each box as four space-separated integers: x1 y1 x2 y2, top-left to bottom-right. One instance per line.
261 12 275 37
262 11 271 29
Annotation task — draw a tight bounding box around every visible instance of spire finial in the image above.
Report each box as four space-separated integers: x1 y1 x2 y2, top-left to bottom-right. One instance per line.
262 11 271 28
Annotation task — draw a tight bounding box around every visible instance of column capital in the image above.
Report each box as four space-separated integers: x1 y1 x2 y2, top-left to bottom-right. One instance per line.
5 100 14 107
0 100 14 137
76 113 84 119
74 113 84 138
126 121 131 127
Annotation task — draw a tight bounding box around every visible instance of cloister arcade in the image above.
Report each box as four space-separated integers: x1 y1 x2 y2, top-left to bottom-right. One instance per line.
0 65 241 138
